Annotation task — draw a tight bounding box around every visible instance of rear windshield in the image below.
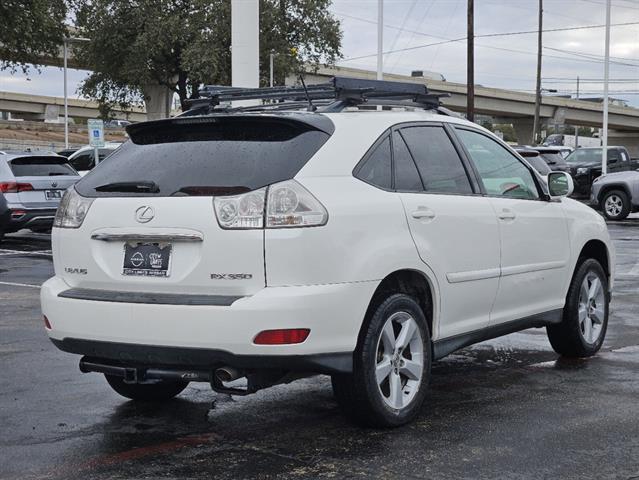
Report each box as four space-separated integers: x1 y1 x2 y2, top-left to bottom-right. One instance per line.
9 156 78 177
76 117 332 197
525 156 552 175
538 152 566 166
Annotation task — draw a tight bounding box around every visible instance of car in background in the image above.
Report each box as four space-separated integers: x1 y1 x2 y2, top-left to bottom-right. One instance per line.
513 147 552 180
590 170 639 220
0 192 10 242
0 151 80 234
67 143 121 175
57 148 79 158
531 147 571 173
105 119 132 128
565 146 639 198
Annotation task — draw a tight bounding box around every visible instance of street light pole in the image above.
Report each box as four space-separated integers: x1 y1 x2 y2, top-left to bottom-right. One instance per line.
574 76 580 149
602 0 611 175
63 39 68 149
269 50 274 87
377 0 383 80
467 0 474 122
532 0 543 145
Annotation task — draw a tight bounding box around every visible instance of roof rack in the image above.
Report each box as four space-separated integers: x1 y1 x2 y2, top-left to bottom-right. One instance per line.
185 76 450 115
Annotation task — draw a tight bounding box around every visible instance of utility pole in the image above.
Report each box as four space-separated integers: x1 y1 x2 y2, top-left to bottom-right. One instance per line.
602 0 611 175
532 0 543 145
467 0 474 122
269 50 275 87
377 0 383 80
574 76 579 149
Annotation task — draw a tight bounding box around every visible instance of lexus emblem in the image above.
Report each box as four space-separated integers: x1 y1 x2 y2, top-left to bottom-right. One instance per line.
135 206 155 223
51 182 58 188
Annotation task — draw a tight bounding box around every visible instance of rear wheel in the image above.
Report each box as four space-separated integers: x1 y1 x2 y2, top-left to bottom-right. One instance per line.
332 293 431 427
601 190 630 221
547 258 608 357
104 375 188 401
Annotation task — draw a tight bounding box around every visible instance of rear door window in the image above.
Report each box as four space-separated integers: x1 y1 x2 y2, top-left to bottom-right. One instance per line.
76 117 333 197
355 136 392 190
9 157 77 177
399 126 473 194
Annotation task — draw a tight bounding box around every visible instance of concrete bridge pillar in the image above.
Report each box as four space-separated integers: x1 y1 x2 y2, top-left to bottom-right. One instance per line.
511 118 534 145
141 84 173 121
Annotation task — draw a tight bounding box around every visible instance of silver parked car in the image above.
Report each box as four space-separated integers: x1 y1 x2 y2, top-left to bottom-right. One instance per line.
0 151 80 236
589 170 639 220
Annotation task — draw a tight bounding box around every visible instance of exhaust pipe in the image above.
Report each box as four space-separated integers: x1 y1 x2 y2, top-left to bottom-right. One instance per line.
215 366 243 383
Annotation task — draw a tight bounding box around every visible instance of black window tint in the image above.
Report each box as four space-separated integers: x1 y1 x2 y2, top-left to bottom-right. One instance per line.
456 128 540 200
400 126 473 194
356 136 392 189
9 157 77 177
393 132 423 192
70 153 94 171
76 118 332 197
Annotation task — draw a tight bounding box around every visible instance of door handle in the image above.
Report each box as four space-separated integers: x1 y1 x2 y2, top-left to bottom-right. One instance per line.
498 209 516 221
411 207 436 220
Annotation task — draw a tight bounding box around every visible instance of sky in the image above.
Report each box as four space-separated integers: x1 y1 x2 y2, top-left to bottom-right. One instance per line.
1 0 639 106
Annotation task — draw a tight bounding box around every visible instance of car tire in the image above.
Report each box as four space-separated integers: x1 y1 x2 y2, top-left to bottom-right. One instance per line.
547 258 609 357
104 375 188 401
601 189 630 221
332 293 432 427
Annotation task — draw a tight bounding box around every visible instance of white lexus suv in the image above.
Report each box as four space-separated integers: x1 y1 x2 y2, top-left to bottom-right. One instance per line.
41 78 614 427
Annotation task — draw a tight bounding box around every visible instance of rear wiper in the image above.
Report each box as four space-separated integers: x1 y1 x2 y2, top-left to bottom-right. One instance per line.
95 181 160 193
48 172 67 176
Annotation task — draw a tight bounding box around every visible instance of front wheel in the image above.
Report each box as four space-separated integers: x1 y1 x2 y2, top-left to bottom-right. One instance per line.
332 293 431 427
547 258 609 357
105 375 188 401
601 190 630 221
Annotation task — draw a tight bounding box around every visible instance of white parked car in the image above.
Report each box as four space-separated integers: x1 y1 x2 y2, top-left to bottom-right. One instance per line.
67 143 121 176
41 78 614 427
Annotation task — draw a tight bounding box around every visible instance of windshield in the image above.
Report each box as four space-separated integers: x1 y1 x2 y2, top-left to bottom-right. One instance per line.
9 156 78 177
76 116 332 197
566 148 606 165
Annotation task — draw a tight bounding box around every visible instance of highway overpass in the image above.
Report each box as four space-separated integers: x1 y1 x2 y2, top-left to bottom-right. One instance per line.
295 66 639 152
0 91 147 122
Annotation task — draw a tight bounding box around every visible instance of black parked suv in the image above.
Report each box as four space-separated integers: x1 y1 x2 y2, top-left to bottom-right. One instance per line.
531 147 571 173
565 146 639 197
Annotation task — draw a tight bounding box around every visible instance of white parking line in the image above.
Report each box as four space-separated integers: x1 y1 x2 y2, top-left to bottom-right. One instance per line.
0 280 40 289
627 261 639 277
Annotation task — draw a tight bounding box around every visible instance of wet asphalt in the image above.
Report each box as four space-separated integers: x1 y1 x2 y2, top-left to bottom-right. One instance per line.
1 217 638 480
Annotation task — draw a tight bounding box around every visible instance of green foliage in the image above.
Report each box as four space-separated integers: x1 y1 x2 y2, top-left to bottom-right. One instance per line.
0 0 68 73
72 0 342 112
493 124 517 143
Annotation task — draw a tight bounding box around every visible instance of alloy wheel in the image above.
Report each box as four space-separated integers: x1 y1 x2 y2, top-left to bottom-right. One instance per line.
604 194 623 218
375 311 424 410
578 272 605 344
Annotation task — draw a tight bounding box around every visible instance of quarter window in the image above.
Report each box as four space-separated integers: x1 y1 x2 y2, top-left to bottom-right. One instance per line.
356 136 392 190
456 128 540 200
393 132 423 192
400 126 473 195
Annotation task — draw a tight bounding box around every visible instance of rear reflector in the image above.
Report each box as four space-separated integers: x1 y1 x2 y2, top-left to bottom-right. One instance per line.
253 328 310 345
10 210 26 218
43 315 52 330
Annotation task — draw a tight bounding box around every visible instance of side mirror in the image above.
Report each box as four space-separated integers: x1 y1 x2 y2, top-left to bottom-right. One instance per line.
548 171 574 198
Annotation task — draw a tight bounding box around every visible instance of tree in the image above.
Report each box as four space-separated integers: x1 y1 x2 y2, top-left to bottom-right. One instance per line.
0 0 68 73
72 0 342 116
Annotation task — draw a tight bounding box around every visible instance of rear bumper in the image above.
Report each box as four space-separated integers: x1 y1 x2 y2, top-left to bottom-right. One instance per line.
5 208 56 232
42 276 378 373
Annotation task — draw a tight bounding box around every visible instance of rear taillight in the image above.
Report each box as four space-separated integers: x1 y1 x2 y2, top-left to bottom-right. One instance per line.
213 180 327 230
43 315 52 330
10 210 26 218
0 182 33 193
253 329 310 345
53 187 94 229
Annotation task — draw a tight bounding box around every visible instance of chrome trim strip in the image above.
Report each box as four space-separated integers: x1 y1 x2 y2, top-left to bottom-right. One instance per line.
501 260 566 277
58 288 241 306
91 233 204 243
446 267 500 284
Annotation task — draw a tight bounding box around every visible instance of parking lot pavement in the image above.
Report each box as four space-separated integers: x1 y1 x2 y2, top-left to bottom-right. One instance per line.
1 223 638 480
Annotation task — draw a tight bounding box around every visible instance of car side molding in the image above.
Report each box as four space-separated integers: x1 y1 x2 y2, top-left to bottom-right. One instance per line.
432 309 563 360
